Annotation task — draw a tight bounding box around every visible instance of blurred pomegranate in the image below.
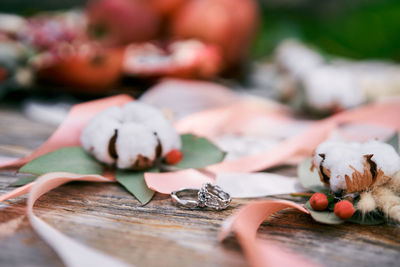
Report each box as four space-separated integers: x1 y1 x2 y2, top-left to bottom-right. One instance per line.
171 0 259 68
21 11 87 51
123 39 221 79
147 0 185 16
37 43 124 93
87 0 160 46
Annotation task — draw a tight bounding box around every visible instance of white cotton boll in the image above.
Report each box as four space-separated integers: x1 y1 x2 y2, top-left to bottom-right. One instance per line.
302 66 366 111
80 101 181 170
122 101 181 156
275 39 324 79
115 123 159 169
122 101 164 124
80 107 123 165
324 145 364 192
143 115 181 156
363 140 400 177
314 141 363 173
314 139 400 193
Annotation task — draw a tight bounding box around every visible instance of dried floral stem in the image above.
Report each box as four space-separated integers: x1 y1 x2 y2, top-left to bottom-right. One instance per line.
290 192 313 197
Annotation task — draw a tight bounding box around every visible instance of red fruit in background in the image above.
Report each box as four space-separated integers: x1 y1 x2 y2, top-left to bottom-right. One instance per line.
123 40 222 79
334 200 355 220
24 12 87 51
310 193 329 211
165 149 183 165
147 0 185 16
87 0 160 46
171 0 259 67
38 44 124 94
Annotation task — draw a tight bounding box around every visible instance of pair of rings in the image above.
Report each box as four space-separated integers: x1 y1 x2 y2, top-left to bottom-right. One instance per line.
171 183 231 210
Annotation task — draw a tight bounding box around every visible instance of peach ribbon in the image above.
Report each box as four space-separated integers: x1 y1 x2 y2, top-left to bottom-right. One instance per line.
25 172 131 267
219 200 319 267
145 99 400 194
145 169 214 194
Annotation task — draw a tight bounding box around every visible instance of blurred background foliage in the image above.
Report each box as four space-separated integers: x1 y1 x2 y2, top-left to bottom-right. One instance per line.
2 0 400 61
255 0 400 61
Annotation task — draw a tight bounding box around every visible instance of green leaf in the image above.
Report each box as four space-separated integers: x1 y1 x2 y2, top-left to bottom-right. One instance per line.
305 201 344 225
9 176 36 187
297 158 328 193
115 168 157 205
347 210 385 225
19 147 104 175
386 133 399 153
173 134 226 169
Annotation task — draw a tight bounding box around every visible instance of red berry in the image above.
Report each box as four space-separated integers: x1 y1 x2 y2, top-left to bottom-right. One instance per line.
310 193 329 211
165 149 183 165
334 200 355 219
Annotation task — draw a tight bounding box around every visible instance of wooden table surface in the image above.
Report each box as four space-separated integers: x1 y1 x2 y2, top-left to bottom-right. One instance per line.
0 106 399 267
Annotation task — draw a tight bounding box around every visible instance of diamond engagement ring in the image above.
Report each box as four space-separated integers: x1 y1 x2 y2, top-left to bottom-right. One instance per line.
171 183 231 210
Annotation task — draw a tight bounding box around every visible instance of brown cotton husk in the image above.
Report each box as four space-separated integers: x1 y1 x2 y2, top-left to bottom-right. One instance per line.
131 154 153 171
344 155 385 193
312 153 331 187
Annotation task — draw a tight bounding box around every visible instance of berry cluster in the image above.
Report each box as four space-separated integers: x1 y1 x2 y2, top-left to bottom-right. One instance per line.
310 192 355 220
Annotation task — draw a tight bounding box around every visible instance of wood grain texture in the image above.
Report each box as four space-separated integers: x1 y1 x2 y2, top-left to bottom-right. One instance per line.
0 108 399 267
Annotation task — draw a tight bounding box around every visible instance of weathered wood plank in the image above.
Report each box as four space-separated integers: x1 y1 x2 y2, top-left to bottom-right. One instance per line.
0 108 399 267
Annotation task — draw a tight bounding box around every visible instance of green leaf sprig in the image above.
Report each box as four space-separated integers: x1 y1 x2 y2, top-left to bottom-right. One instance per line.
14 134 226 205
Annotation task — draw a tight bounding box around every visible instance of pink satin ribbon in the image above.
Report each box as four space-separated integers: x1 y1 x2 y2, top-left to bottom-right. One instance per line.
219 200 319 267
145 169 214 194
146 99 400 194
26 172 130 267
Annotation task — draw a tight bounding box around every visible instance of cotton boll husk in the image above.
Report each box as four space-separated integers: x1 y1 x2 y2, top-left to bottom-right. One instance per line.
356 191 377 213
80 107 122 164
122 102 181 156
302 66 365 111
115 122 159 169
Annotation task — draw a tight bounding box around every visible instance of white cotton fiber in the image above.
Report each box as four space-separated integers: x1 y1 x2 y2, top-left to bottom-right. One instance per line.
115 123 159 169
122 101 181 156
314 140 400 192
302 66 365 111
363 140 400 177
80 107 122 164
80 101 181 169
275 39 324 79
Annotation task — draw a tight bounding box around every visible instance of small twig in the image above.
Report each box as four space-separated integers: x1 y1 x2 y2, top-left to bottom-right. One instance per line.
290 192 313 197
